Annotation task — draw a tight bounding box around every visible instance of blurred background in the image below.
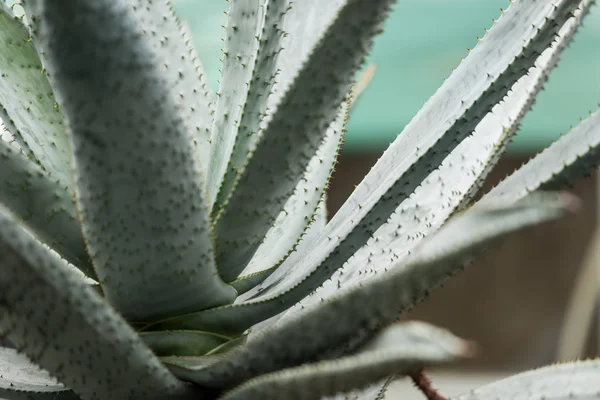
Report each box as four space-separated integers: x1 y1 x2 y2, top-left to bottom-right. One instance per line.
172 2 600 392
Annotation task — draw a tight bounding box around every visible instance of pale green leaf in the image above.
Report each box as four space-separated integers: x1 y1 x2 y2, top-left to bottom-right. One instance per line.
236 104 345 282
483 107 600 204
206 0 264 209
0 2 71 186
213 0 394 271
453 360 600 400
150 191 572 383
209 0 290 218
170 0 582 333
25 0 236 321
216 322 470 400
0 138 93 278
0 205 191 400
279 0 595 320
135 0 215 176
0 347 78 400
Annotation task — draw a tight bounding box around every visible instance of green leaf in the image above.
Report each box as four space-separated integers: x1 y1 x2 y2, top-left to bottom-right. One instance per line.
0 206 191 400
25 0 236 321
234 104 345 282
149 190 572 378
209 0 290 215
139 330 231 357
0 2 71 186
180 0 583 332
279 0 595 318
0 347 78 400
0 138 93 278
213 0 394 271
135 0 215 176
483 107 600 204
452 360 600 399
216 322 470 399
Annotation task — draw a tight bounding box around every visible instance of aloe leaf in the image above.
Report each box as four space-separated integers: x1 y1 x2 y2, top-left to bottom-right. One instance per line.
0 138 93 278
0 3 71 186
148 191 572 349
213 0 394 272
234 103 345 282
0 206 191 400
209 0 289 214
140 330 231 357
25 0 236 321
134 0 215 176
215 322 470 399
233 0 582 308
0 347 78 400
452 360 600 400
278 0 595 318
482 107 600 204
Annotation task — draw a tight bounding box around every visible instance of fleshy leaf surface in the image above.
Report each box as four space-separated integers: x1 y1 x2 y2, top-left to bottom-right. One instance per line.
216 322 470 400
25 0 236 321
278 0 594 320
154 193 572 384
206 0 264 209
483 106 600 204
0 2 71 186
209 0 290 219
0 347 78 400
148 0 582 334
0 205 191 400
452 360 600 400
213 0 394 271
0 138 93 277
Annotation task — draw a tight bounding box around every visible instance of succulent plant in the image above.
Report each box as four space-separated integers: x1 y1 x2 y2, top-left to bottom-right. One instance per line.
0 0 599 399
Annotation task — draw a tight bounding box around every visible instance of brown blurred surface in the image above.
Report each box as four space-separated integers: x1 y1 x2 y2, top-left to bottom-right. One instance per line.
328 152 598 369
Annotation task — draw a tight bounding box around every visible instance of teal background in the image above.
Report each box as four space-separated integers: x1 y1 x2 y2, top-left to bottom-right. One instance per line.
173 1 600 154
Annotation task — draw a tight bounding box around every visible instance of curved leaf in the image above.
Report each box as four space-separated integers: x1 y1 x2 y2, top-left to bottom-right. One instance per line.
279 0 595 321
152 193 572 385
452 360 600 400
147 0 584 334
0 2 71 186
0 205 191 400
0 347 78 400
216 322 470 400
236 103 345 281
213 0 394 271
0 138 93 277
209 0 290 216
25 0 236 321
483 106 600 204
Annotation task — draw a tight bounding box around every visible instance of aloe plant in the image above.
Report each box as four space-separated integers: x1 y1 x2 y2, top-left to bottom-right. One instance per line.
0 0 599 399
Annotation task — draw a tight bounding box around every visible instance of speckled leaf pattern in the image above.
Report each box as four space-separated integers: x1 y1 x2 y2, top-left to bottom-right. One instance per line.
0 347 78 400
0 138 93 278
277 0 594 320
452 360 600 400
237 104 345 280
134 0 215 176
483 107 600 204
206 0 264 210
213 0 394 272
234 0 582 313
0 205 191 400
217 322 470 400
0 3 71 186
211 0 290 223
154 194 572 378
25 0 236 322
